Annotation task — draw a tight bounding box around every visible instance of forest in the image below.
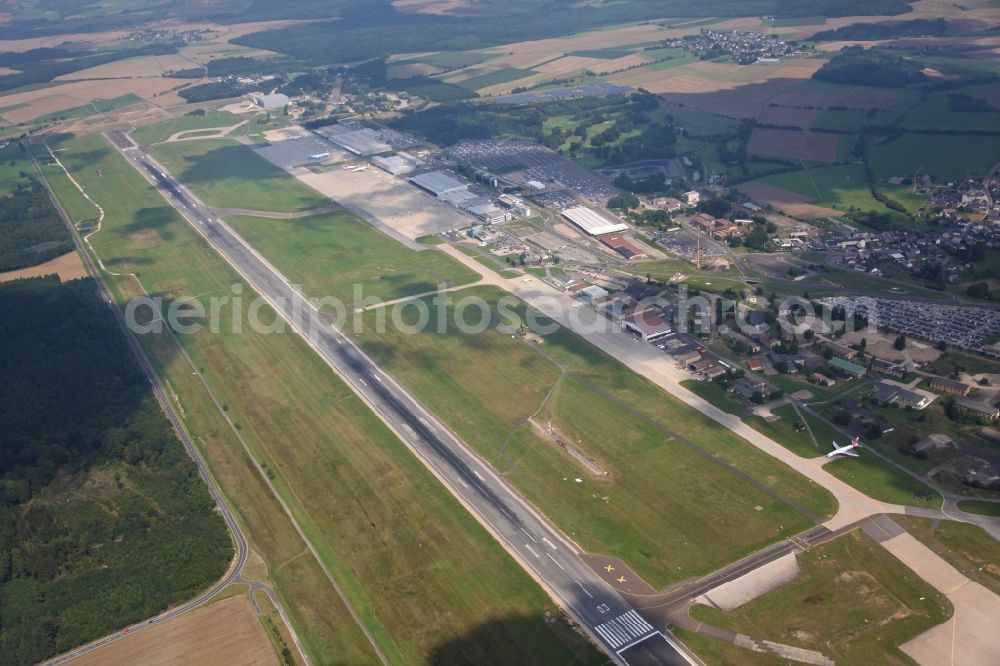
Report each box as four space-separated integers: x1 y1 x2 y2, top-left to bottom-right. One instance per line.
0 277 232 665
813 46 928 88
0 177 73 272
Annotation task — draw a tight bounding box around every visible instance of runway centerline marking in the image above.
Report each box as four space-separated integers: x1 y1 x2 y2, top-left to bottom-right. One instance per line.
546 553 565 570
574 580 594 598
520 527 537 542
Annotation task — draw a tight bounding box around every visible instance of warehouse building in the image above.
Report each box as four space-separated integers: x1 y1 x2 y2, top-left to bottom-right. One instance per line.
314 123 391 156
372 152 420 175
409 170 469 198
250 92 289 110
600 235 647 260
561 206 628 236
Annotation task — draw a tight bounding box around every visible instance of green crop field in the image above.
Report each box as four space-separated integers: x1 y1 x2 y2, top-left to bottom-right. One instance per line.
149 139 328 213
348 287 835 588
869 134 1000 183
131 110 242 145
44 133 602 666
690 529 952 664
227 212 479 303
455 67 536 91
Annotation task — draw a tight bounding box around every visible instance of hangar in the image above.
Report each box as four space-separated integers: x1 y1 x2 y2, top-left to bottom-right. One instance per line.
409 170 469 198
561 206 628 236
622 309 672 342
314 123 391 156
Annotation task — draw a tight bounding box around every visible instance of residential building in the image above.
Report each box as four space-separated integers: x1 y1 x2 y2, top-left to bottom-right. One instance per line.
929 377 972 396
829 357 867 379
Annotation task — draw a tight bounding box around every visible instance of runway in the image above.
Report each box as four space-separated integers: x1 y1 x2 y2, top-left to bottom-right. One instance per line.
113 131 697 666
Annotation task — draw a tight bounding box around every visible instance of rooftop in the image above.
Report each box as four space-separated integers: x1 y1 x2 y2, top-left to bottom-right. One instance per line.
409 170 469 196
561 206 628 236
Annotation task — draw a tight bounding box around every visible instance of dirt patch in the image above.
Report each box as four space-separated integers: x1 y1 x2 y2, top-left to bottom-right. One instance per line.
71 594 278 666
1 78 189 123
0 252 87 284
127 228 164 250
737 181 843 219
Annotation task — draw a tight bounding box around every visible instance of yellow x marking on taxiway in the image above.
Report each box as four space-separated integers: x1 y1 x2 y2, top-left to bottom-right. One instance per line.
617 576 627 584
604 564 615 573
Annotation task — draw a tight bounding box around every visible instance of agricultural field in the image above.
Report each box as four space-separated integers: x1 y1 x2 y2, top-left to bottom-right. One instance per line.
149 139 328 213
130 110 243 145
345 286 835 588
690 529 952 665
744 164 898 219
71 595 279 666
454 67 537 91
46 132 601 666
227 211 479 303
746 128 840 162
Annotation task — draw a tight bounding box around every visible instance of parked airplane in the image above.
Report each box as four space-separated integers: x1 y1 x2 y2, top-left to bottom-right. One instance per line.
827 436 861 458
309 152 330 160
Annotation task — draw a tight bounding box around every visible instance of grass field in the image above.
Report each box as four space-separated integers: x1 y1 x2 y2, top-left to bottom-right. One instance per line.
680 378 746 415
894 516 1000 597
899 92 1000 133
957 500 1000 517
869 134 1000 183
348 287 835 588
751 164 896 217
690 529 951 664
149 139 328 213
131 111 242 145
673 629 784 665
455 67 536 91
227 212 479 303
0 142 34 193
45 133 602 666
824 452 941 508
746 404 842 459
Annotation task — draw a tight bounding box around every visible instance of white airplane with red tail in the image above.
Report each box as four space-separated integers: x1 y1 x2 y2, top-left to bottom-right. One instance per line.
827 436 861 458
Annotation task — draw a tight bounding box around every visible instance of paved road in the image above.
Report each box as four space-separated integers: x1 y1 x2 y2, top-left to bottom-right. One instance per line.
28 140 270 666
115 134 697 666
